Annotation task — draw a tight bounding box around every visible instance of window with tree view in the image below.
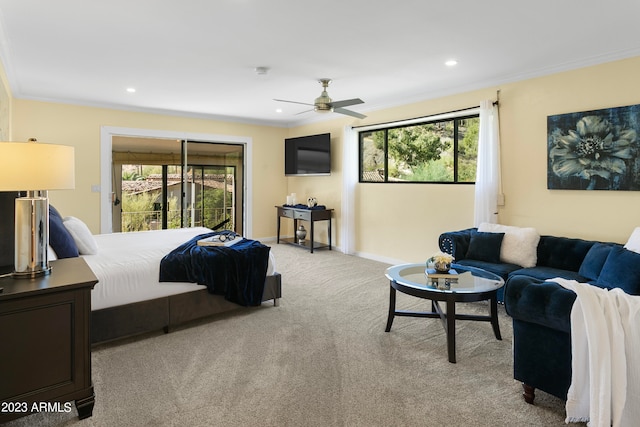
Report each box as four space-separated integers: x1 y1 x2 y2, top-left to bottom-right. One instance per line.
359 115 479 183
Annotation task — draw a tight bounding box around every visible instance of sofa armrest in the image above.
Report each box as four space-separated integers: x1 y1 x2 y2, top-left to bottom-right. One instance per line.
504 275 576 333
438 228 476 261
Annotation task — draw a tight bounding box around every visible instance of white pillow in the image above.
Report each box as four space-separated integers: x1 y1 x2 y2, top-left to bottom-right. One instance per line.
62 216 98 255
478 222 540 268
624 227 640 254
48 245 58 260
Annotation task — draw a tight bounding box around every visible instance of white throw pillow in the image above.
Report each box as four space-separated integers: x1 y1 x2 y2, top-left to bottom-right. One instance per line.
62 216 98 255
477 222 540 268
48 245 58 260
624 227 640 254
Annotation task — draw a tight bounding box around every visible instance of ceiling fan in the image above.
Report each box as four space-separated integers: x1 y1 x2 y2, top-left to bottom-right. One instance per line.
274 79 366 119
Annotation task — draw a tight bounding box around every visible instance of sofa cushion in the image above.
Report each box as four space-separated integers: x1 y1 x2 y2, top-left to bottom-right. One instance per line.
537 236 595 272
596 246 640 295
478 223 540 268
510 266 587 283
624 227 640 254
578 243 614 281
456 259 521 281
465 231 504 263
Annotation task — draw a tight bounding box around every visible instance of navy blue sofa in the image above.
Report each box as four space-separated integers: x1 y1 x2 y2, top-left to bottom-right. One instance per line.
439 228 640 403
438 228 602 303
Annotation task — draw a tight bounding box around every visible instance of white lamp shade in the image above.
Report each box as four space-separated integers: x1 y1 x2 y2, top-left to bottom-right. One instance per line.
0 141 75 191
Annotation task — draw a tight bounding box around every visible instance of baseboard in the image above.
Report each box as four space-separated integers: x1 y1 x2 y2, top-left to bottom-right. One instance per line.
352 251 407 266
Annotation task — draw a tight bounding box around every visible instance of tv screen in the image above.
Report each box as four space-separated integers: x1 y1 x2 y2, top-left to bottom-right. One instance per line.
285 133 331 176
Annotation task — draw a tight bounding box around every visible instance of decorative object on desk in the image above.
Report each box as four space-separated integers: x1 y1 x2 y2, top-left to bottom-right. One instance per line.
307 197 317 208
296 224 307 243
427 251 454 273
0 139 75 278
285 193 298 205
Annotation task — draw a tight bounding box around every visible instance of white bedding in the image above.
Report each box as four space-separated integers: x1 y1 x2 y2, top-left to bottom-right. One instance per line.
83 227 276 311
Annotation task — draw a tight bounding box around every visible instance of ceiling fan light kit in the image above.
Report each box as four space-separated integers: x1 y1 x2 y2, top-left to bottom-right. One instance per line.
275 78 366 119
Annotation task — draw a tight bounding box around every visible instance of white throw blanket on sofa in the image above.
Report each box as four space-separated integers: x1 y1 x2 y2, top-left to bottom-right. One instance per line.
551 278 640 427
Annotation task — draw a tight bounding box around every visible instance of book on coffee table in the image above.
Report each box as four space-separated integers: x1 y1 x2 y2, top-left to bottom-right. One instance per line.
426 268 459 279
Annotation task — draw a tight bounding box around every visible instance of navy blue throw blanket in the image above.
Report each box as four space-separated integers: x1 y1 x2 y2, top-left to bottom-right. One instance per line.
159 231 270 306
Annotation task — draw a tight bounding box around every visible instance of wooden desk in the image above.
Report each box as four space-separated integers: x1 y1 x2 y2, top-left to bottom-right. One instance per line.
0 257 98 423
276 206 332 253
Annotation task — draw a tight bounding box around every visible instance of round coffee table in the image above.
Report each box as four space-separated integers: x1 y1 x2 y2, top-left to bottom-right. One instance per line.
384 263 504 363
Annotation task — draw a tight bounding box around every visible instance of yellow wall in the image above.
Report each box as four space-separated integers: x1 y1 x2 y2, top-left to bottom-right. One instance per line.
7 55 640 264
0 60 11 140
290 56 640 263
10 100 288 237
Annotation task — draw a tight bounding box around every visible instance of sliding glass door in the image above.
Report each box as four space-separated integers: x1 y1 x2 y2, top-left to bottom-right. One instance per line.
113 137 244 233
181 164 236 230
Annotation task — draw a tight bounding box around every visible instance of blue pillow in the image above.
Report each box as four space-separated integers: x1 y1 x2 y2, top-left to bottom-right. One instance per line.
578 243 614 281
49 205 79 258
465 231 505 263
596 246 640 295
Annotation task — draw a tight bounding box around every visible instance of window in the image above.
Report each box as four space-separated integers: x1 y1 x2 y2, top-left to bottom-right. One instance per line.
359 114 479 183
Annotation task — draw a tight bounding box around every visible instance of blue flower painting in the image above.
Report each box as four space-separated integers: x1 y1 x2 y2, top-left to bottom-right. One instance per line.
548 104 640 190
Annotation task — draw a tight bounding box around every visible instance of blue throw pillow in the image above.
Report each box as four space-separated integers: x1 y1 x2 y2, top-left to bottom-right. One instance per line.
596 246 640 295
465 231 505 263
49 205 79 258
578 243 614 281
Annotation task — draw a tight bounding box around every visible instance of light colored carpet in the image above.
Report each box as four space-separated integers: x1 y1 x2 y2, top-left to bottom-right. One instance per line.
5 243 582 427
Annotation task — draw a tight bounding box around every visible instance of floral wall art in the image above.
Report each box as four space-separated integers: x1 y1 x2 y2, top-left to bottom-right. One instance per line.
547 104 640 190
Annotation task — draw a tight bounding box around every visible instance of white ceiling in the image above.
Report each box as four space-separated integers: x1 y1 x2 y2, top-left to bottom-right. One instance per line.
1 0 639 128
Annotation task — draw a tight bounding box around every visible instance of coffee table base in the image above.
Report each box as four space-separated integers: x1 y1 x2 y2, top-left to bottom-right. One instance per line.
385 282 501 363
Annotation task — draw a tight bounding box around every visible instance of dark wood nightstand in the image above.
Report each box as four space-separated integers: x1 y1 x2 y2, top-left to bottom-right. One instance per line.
0 257 98 423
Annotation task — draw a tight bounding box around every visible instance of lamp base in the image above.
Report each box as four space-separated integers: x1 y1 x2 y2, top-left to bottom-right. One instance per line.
14 194 50 279
11 266 52 279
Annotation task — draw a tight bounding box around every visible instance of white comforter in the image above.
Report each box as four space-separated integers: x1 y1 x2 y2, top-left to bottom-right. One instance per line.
83 227 275 311
552 278 640 427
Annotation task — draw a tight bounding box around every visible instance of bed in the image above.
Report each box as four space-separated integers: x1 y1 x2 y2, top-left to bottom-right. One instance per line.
84 227 281 344
0 193 281 344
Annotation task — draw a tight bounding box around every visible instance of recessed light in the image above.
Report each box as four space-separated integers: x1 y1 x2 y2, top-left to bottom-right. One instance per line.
445 60 458 67
126 87 136 93
276 108 283 113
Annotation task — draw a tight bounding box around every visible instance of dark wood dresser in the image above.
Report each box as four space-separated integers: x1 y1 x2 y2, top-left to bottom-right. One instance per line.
0 257 98 423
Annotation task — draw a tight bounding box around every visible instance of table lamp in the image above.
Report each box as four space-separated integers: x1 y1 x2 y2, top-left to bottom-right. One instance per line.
0 139 75 278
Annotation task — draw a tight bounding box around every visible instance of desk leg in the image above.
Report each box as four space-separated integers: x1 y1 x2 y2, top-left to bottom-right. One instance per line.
309 219 315 253
385 283 396 332
328 217 332 250
446 298 456 363
490 295 502 340
276 216 281 244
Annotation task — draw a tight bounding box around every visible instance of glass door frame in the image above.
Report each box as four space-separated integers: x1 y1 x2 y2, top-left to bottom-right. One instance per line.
102 127 252 237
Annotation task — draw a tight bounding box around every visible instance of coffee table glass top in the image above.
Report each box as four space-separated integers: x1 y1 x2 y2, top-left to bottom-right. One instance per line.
385 263 504 293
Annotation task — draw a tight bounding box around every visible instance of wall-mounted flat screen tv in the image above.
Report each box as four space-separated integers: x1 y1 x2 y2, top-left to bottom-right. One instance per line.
285 133 331 176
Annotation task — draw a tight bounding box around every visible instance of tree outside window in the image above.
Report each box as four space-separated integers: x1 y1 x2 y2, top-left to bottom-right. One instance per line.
359 115 479 183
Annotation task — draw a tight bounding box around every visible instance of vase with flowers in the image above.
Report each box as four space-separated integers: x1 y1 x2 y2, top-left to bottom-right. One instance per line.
428 251 455 273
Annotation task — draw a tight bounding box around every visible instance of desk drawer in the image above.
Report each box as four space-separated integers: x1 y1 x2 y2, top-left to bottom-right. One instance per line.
293 210 310 220
280 208 293 218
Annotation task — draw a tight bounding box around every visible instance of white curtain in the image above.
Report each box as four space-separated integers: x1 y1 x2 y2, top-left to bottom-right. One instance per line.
341 126 358 254
474 100 501 226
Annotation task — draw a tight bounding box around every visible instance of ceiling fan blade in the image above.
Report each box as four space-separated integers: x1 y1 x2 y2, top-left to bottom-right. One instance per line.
334 107 367 119
330 98 364 109
273 99 314 107
295 109 314 115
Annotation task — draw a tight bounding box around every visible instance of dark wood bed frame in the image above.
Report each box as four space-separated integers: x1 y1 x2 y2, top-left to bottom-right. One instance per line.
91 275 281 344
0 192 282 345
